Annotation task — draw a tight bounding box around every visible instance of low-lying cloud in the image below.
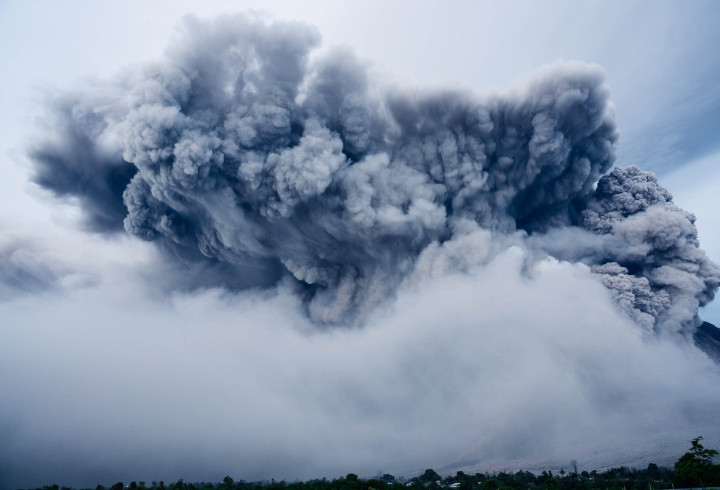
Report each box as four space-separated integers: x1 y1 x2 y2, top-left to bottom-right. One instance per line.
1 234 719 488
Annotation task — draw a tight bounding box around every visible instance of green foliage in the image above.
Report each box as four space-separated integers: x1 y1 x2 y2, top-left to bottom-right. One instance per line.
20 438 720 490
418 470 441 483
673 436 720 488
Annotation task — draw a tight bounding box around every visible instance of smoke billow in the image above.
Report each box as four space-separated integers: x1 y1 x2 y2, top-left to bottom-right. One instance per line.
582 167 720 333
5 11 720 489
29 14 718 332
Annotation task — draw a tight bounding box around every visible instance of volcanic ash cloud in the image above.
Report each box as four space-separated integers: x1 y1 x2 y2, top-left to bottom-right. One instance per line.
2 12 719 489
28 14 719 335
31 16 720 334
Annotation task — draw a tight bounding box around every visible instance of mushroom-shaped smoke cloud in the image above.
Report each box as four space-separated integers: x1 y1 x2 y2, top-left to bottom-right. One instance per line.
29 13 718 333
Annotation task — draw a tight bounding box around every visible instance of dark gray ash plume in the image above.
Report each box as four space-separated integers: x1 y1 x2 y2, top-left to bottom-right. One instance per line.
28 13 719 332
580 166 720 334
31 92 137 232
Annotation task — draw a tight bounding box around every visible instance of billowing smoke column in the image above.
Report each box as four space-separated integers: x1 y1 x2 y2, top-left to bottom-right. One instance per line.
30 14 719 332
582 167 720 334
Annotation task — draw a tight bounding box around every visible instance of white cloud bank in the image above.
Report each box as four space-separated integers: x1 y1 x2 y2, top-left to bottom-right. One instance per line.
1 226 719 488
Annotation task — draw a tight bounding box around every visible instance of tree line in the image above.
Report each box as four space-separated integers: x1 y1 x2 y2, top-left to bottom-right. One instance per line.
21 437 720 490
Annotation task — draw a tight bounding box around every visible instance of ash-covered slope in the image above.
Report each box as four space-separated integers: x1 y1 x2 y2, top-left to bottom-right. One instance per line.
695 321 720 362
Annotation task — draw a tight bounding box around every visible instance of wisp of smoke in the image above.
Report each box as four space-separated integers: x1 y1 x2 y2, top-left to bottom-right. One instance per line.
2 12 720 489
